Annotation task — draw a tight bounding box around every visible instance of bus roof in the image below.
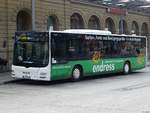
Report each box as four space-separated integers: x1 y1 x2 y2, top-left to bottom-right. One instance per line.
15 30 146 39
110 34 146 38
51 29 146 38
51 29 112 35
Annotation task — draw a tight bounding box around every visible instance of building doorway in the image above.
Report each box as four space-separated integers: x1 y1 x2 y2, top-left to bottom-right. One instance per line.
17 10 32 31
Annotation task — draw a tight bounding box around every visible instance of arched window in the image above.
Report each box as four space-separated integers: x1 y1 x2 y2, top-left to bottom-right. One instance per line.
71 13 84 29
47 16 59 30
105 17 116 33
88 15 100 30
132 21 139 35
141 23 148 36
17 10 32 31
119 20 128 34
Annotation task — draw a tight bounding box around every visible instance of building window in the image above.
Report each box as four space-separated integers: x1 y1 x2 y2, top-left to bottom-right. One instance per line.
47 16 59 30
88 15 100 30
3 40 6 48
119 20 128 34
141 23 148 36
71 13 84 29
17 10 32 31
105 17 116 33
132 21 139 35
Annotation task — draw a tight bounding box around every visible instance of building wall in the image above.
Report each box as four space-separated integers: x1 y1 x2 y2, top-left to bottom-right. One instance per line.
0 0 149 71
0 0 8 71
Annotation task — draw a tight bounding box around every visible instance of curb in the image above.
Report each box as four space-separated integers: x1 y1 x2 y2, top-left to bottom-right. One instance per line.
0 80 13 85
2 79 17 84
0 78 16 85
0 80 18 85
0 72 14 85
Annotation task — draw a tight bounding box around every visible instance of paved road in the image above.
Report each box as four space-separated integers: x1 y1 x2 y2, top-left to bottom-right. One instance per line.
0 67 150 113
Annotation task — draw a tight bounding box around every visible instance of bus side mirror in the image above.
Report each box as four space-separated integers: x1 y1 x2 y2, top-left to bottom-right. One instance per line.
52 58 57 64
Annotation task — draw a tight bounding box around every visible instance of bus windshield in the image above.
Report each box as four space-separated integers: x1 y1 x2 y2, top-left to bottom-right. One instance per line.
13 32 49 67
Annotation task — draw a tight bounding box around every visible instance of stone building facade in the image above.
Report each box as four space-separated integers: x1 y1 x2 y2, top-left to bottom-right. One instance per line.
0 0 150 71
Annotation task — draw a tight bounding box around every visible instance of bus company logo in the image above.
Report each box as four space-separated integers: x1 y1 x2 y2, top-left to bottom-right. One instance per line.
92 51 101 64
137 53 145 64
92 61 115 73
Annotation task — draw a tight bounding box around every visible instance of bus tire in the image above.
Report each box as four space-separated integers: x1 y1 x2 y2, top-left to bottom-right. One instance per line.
72 66 82 81
123 62 130 75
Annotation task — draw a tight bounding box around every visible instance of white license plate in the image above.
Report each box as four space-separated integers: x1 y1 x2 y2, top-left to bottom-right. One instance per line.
23 75 31 79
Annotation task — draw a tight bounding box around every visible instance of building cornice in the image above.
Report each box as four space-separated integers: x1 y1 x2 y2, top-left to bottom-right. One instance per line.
128 10 150 17
70 0 107 9
70 0 150 17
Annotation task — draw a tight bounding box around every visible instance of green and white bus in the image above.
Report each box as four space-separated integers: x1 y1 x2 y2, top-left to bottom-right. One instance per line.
12 29 147 81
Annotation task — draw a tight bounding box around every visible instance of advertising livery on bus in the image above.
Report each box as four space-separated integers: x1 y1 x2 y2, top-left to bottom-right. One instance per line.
12 29 147 81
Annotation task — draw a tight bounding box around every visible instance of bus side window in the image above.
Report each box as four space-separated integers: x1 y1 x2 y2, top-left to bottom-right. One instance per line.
136 49 140 55
68 46 76 57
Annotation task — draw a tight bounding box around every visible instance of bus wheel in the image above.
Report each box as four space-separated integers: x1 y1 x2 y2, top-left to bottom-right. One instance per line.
72 66 82 81
123 62 130 75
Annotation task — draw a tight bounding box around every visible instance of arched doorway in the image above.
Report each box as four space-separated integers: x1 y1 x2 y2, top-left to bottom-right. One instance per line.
141 22 148 36
71 13 84 29
119 20 128 34
88 15 100 30
17 10 32 31
141 22 150 59
47 15 59 30
131 21 139 35
105 17 116 33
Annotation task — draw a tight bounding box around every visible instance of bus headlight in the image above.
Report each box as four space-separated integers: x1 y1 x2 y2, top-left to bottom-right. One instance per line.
11 70 15 76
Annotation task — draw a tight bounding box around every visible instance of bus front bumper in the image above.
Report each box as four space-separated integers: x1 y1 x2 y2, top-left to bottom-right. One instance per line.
12 65 50 81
